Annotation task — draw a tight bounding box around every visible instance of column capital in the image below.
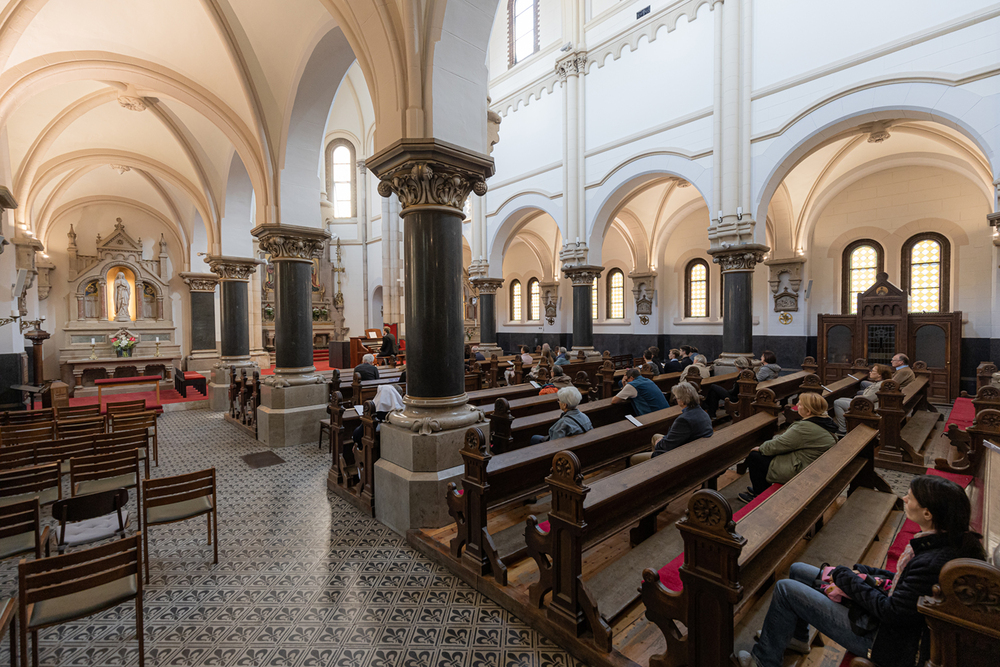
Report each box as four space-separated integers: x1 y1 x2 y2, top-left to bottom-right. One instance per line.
204 255 263 281
707 244 769 273
555 51 588 80
367 138 493 216
251 224 330 262
179 272 219 292
470 277 504 294
562 264 604 286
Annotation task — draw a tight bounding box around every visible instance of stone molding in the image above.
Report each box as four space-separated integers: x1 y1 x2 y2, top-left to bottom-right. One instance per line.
629 271 657 321
204 255 263 282
707 244 769 273
179 272 218 293
251 224 330 262
562 264 604 286
559 240 589 267
540 280 560 325
368 139 494 215
765 258 805 313
555 51 588 80
470 277 504 294
117 94 146 112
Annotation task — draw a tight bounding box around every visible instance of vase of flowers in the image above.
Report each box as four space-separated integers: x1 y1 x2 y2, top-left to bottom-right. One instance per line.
112 332 137 357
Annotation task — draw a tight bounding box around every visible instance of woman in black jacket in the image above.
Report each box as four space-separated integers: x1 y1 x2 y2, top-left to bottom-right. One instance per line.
739 475 985 667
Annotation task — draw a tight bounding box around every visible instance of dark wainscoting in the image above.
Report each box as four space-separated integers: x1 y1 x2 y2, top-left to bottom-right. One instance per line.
0 352 26 411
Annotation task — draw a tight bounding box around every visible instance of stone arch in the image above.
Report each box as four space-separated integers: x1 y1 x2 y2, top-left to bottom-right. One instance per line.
44 196 188 259
752 82 999 227
220 152 255 256
487 192 563 278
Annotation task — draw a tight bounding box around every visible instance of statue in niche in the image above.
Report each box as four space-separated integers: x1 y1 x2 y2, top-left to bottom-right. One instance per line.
83 280 99 319
142 284 157 320
114 272 131 321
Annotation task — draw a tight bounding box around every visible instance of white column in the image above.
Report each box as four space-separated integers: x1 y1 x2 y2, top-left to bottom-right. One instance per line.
357 159 369 328
381 194 393 325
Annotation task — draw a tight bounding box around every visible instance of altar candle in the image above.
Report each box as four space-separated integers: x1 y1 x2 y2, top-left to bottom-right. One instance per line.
156 336 159 342
91 337 95 345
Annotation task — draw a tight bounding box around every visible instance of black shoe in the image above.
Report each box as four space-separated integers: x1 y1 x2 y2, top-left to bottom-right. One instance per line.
738 491 757 504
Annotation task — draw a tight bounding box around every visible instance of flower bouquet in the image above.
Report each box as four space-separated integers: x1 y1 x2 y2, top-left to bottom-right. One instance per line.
112 332 138 357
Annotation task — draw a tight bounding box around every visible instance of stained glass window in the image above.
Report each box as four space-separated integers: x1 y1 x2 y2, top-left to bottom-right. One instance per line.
909 239 941 313
510 280 522 321
511 0 537 64
848 245 879 314
592 276 598 320
686 260 708 318
331 145 353 218
608 270 624 319
528 278 540 321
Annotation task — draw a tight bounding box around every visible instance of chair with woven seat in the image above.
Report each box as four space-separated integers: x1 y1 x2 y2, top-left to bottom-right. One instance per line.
0 465 61 508
0 500 49 563
109 411 158 466
51 489 130 555
141 468 217 583
18 534 143 667
69 451 141 532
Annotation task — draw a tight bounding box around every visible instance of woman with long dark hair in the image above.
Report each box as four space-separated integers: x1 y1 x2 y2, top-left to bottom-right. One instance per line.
739 475 985 667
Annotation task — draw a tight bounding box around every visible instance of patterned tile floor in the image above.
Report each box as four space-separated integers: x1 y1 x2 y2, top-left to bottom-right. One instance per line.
0 410 583 667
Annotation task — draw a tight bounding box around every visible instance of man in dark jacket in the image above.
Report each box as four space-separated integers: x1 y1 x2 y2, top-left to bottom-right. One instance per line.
629 381 712 464
678 345 694 368
379 326 397 361
663 348 683 373
354 354 379 381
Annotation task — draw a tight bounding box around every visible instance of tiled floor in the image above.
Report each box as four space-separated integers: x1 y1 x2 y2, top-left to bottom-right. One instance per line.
0 410 583 667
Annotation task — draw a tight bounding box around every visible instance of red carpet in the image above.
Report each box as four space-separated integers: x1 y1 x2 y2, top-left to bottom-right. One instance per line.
945 396 975 431
64 387 206 412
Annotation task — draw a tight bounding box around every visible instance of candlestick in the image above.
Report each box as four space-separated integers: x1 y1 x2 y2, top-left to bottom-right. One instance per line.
90 343 98 360
154 340 162 357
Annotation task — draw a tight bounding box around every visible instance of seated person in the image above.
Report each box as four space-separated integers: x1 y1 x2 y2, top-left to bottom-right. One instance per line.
379 325 397 361
504 346 534 385
553 347 571 367
678 345 694 368
663 348 684 373
756 350 781 382
529 387 593 444
703 356 751 415
649 346 666 374
472 346 486 362
630 382 713 463
354 353 380 381
833 364 893 434
348 384 404 467
681 354 712 381
539 365 573 394
738 475 986 667
527 350 553 381
612 368 670 416
891 353 914 388
737 393 837 503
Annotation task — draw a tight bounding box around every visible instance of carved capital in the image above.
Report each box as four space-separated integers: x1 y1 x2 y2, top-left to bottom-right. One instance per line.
470 277 504 295
562 264 604 286
367 139 493 215
555 51 588 80
251 224 330 262
204 255 263 282
117 94 146 112
179 272 219 293
707 244 769 273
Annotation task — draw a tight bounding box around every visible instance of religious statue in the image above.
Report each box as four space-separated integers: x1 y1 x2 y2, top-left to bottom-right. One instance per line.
114 271 131 321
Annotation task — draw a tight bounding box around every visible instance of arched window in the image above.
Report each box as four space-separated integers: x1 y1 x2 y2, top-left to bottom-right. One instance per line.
592 276 598 320
508 0 538 67
841 240 884 314
324 140 355 218
607 269 625 319
902 233 950 313
527 278 540 321
685 260 709 318
510 280 522 321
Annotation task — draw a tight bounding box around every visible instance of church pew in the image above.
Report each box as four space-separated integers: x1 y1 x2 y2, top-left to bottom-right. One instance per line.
331 399 381 516
350 372 405 407
445 404 687 585
524 401 781 651
781 372 865 424
0 421 56 446
0 409 53 425
975 361 997 393
640 420 895 667
956 383 1000 417
489 396 633 455
0 429 153 478
466 383 543 406
725 368 814 422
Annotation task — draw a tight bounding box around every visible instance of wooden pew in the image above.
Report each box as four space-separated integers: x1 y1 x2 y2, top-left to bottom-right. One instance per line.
725 369 812 422
956 383 1000 417
331 399 381 517
975 361 997 392
524 399 781 650
781 372 865 424
446 404 687 585
640 418 896 667
869 370 942 473
489 396 633 455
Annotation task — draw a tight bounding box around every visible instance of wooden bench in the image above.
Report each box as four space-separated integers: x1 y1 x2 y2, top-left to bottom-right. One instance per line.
524 401 781 650
782 372 865 424
174 371 206 398
94 374 162 407
725 369 814 422
640 420 896 667
868 371 943 473
330 399 381 517
445 404 687 585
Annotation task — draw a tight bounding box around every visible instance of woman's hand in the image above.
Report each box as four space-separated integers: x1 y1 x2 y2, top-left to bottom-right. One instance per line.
751 446 760 452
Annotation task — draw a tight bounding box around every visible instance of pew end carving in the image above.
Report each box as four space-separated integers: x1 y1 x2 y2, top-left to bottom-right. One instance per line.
918 559 1000 666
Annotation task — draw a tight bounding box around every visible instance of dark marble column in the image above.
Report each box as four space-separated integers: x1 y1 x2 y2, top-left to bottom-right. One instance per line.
471 277 503 355
205 256 261 365
368 140 493 432
179 273 219 355
708 244 768 357
562 265 603 352
251 226 330 378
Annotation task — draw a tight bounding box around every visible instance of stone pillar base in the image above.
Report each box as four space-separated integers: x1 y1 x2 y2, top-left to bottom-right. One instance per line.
374 419 490 535
186 351 220 373
256 377 327 447
208 360 256 412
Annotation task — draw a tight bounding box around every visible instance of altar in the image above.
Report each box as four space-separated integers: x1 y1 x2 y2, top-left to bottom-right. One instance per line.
64 355 176 396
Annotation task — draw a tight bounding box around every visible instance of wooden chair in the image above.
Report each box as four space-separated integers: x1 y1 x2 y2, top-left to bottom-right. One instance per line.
94 429 151 479
105 400 147 417
18 535 144 667
141 468 217 583
0 465 61 508
51 489 130 554
53 405 100 420
108 411 158 466
54 415 105 439
69 450 141 531
0 500 49 563
0 423 55 447
0 594 15 667
0 409 52 425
